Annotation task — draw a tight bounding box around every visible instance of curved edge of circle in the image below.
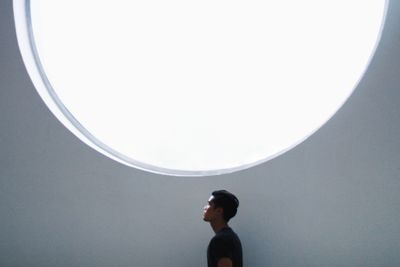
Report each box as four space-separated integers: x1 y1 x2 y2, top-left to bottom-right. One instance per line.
13 0 390 177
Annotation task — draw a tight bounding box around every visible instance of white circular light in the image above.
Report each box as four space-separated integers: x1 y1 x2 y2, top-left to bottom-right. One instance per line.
14 0 387 176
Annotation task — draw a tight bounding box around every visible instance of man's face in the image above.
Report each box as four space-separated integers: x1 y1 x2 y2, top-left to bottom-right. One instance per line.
203 196 221 222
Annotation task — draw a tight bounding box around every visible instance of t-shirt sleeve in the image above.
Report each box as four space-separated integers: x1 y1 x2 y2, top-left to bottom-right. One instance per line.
210 235 233 260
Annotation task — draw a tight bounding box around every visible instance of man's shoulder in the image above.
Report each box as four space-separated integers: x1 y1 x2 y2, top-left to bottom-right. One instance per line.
220 227 240 237
208 227 243 267
212 228 241 244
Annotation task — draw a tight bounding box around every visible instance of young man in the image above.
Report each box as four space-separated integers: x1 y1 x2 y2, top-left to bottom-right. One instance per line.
203 190 243 267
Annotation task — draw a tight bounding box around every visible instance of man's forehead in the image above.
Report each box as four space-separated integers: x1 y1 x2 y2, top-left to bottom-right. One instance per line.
208 196 215 202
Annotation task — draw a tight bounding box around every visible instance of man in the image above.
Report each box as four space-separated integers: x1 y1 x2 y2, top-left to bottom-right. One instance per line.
203 190 243 267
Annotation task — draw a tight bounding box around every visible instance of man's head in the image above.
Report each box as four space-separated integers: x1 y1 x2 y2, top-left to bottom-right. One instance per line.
203 190 239 223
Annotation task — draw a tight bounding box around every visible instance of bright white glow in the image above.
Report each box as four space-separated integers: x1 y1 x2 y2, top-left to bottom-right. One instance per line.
14 0 387 175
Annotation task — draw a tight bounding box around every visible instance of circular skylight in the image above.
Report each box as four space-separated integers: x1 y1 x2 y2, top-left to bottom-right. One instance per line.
14 0 387 176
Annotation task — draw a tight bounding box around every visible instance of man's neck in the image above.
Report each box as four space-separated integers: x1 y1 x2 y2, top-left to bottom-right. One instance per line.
210 220 229 233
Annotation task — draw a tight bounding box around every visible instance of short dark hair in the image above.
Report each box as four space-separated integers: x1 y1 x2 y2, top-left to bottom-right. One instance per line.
211 190 239 222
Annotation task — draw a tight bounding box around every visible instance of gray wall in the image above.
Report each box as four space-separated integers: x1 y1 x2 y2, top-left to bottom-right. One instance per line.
1 1 400 266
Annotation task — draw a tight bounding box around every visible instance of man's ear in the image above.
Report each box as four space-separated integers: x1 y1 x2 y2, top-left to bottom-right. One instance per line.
215 207 223 215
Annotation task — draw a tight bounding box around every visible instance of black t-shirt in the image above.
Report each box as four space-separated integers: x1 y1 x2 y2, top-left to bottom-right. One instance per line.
207 227 243 267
